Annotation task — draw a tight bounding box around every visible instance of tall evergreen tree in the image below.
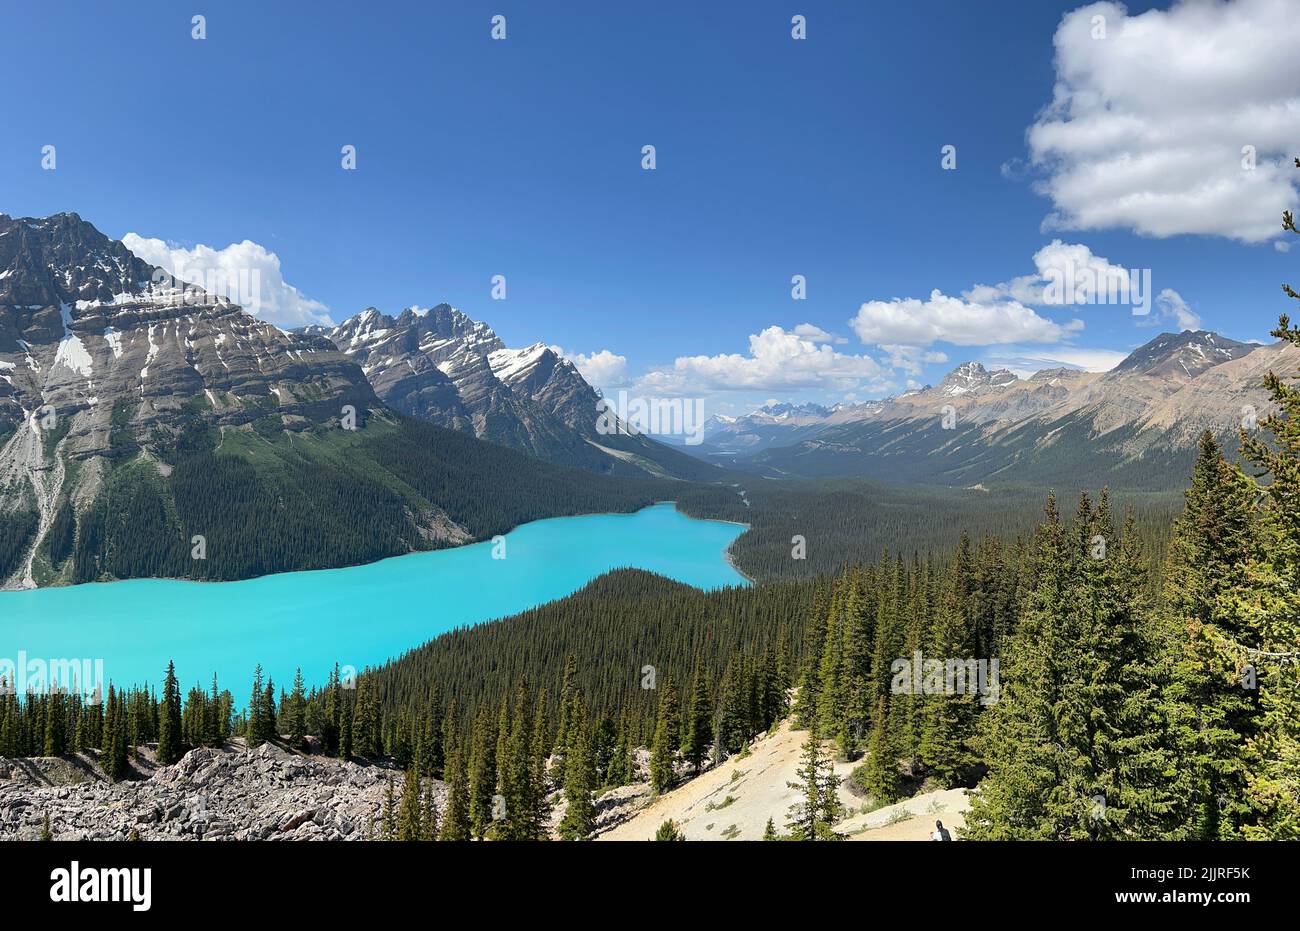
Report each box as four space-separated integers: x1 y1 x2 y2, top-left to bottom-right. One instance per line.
649 675 680 794
397 762 423 841
286 668 307 752
1161 432 1259 838
785 727 842 841
155 661 182 765
440 734 472 841
682 663 712 775
468 703 497 839
558 696 597 840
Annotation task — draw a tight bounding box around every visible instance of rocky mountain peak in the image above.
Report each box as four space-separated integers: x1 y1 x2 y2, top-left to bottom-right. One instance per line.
0 212 165 310
1112 330 1254 380
0 213 377 470
939 361 1018 395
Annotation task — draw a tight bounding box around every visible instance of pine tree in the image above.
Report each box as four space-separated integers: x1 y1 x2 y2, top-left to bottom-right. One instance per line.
286 668 307 752
762 817 779 840
966 494 1177 839
529 689 552 832
440 735 471 841
649 675 679 794
1161 432 1259 838
155 661 182 765
420 778 440 841
42 688 66 758
553 653 578 779
397 762 423 841
862 696 901 803
785 727 841 841
682 664 712 775
608 708 634 787
716 656 749 758
246 665 266 748
919 534 980 787
498 678 536 840
793 586 829 728
468 703 497 839
558 696 596 840
814 583 846 752
263 677 276 741
654 819 685 841
381 774 396 840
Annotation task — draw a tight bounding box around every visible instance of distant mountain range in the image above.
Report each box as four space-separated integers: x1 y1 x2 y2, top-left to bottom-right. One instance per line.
698 330 1296 490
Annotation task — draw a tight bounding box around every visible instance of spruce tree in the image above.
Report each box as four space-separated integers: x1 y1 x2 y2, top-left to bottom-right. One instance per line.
785 727 841 841
682 664 712 775
654 819 685 841
918 534 980 787
1161 432 1259 838
420 778 440 841
246 665 266 748
397 762 423 841
42 688 66 758
862 696 901 803
966 494 1177 839
649 675 679 794
468 703 497 839
286 668 307 752
155 661 182 765
558 696 597 840
381 774 397 840
440 737 471 841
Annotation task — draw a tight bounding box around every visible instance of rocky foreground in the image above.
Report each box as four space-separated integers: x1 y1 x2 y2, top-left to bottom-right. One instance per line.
0 741 423 841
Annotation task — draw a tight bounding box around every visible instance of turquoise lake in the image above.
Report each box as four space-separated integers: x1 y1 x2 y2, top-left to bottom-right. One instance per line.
0 502 748 694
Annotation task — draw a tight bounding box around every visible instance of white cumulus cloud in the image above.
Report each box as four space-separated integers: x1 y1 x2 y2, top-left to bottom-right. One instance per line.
636 325 892 395
966 240 1149 309
552 347 629 391
850 290 1082 348
1027 0 1300 242
123 234 332 328
1145 287 1201 330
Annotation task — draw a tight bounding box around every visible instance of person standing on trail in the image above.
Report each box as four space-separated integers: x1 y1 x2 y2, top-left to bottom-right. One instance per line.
931 820 952 841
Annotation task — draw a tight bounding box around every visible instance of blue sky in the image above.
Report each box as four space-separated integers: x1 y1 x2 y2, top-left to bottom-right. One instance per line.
4 0 1298 415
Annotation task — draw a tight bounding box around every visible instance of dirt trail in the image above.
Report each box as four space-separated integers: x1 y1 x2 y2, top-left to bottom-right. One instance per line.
597 717 969 841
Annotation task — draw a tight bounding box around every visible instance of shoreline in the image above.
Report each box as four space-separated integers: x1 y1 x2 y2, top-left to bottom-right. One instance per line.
0 500 749 594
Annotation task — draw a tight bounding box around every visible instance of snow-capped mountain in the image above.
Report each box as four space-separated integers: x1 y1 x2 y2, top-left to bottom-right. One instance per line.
938 362 1019 396
322 305 715 479
697 400 834 454
0 213 376 461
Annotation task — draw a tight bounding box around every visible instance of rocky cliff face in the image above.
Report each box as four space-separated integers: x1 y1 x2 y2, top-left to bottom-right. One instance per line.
0 213 376 461
323 305 718 479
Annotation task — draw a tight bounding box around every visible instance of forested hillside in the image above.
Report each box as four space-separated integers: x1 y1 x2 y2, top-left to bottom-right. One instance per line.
33 412 681 584
676 476 1180 582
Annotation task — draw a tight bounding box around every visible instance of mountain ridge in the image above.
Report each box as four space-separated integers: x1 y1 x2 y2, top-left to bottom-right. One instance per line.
715 330 1296 489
